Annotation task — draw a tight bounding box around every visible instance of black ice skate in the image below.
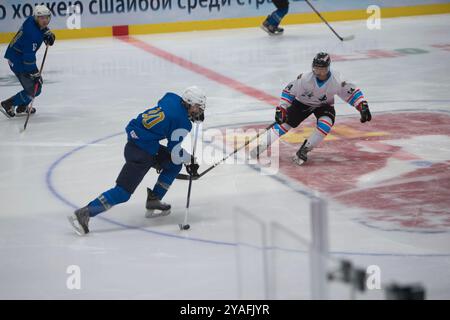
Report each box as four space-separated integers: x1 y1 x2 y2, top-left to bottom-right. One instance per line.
68 206 90 236
261 17 284 36
145 188 171 218
0 98 15 118
15 104 36 116
273 25 284 34
293 140 312 166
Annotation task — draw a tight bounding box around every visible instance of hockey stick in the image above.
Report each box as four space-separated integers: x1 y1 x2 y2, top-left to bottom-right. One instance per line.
176 121 276 181
179 122 201 231
22 45 49 132
304 0 355 42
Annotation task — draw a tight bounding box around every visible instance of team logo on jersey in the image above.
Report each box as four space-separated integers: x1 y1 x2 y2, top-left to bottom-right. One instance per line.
242 111 450 233
33 43 38 51
318 95 327 102
347 87 356 95
129 130 139 140
302 91 314 99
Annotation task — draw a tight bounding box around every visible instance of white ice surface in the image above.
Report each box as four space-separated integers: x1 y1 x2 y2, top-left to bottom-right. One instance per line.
1 15 450 299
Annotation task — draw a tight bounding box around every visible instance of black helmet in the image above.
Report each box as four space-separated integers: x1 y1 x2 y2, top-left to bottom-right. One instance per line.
312 52 331 68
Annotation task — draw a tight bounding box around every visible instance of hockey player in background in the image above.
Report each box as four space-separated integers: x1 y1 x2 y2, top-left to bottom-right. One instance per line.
251 52 372 165
1 5 55 118
68 87 206 236
261 0 289 35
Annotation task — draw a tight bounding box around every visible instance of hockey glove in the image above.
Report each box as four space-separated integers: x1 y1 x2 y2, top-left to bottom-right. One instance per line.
185 156 199 177
154 146 171 173
43 30 55 46
357 101 371 123
191 110 205 123
275 106 287 124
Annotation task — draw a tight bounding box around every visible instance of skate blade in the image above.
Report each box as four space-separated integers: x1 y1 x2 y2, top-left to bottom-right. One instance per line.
292 155 306 166
67 215 86 236
342 35 355 41
260 25 282 36
15 112 35 117
0 108 13 119
260 25 270 35
145 209 171 218
259 25 276 36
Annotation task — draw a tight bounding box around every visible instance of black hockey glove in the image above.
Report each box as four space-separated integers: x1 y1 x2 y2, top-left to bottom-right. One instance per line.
43 30 55 46
191 110 205 123
185 156 199 177
154 146 171 173
357 101 371 123
275 106 287 124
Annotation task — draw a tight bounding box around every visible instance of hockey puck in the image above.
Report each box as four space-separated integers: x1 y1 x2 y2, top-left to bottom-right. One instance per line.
178 223 190 230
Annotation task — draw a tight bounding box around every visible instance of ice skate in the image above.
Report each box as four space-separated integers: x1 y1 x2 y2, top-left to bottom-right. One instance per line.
261 17 284 36
68 206 90 236
145 188 171 218
15 104 36 116
293 140 312 166
1 98 15 118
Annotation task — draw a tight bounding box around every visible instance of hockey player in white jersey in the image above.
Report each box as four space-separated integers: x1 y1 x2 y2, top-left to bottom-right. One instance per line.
251 52 372 165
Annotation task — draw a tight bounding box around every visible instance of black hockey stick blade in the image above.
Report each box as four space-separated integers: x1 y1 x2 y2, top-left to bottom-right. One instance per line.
341 35 355 41
176 173 200 180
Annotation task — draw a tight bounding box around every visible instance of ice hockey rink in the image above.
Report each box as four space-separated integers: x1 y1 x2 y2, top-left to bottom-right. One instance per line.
1 13 450 299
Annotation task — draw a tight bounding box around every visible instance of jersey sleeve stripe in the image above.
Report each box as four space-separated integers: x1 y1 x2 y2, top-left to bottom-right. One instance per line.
281 97 292 104
281 91 295 101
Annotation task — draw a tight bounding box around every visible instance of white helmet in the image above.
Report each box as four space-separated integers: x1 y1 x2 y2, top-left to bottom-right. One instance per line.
182 86 206 111
34 5 51 18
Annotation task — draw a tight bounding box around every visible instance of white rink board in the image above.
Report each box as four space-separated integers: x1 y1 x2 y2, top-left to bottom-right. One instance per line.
0 0 448 32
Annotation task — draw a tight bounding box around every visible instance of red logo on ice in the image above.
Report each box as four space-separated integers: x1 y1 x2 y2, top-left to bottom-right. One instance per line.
245 111 450 233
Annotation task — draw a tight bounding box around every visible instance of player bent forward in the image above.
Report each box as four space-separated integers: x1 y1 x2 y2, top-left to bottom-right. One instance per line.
251 52 372 165
68 86 206 236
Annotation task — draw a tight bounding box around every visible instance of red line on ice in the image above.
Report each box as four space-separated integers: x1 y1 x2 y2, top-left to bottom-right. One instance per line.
117 35 279 106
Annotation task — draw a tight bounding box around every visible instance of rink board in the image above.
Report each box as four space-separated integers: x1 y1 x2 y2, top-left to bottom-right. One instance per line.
1 2 450 43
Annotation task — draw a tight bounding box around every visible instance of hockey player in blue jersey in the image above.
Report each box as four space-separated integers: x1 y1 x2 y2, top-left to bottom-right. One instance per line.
1 5 55 118
68 86 206 236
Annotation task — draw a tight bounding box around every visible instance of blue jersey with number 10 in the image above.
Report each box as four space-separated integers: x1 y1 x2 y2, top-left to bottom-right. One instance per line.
126 92 192 156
